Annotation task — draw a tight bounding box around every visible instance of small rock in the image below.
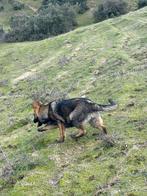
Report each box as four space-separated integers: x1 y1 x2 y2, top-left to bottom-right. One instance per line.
0 92 4 97
126 102 135 107
61 164 69 168
49 179 59 186
32 152 39 157
75 47 80 51
134 88 142 92
88 175 95 181
7 144 17 149
0 80 8 87
58 55 71 67
18 174 24 180
93 70 100 75
49 174 63 186
0 109 4 112
137 126 144 131
129 95 135 98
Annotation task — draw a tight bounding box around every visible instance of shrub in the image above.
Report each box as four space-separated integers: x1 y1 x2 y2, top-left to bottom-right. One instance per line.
0 26 5 42
138 0 147 8
10 0 24 10
41 0 88 13
37 3 77 35
5 3 77 42
0 3 4 12
94 0 128 22
5 14 31 42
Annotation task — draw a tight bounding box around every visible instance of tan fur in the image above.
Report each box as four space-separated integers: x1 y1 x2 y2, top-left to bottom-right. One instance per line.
32 101 41 116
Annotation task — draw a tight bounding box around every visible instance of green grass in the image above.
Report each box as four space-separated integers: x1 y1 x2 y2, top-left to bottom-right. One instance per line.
0 7 147 195
77 10 94 27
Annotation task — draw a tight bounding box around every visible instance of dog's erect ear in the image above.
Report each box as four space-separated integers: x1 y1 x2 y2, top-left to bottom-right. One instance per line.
32 100 42 109
32 101 42 125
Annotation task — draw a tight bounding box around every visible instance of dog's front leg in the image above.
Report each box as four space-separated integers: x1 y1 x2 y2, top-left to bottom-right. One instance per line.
38 124 49 132
38 124 58 132
56 122 65 143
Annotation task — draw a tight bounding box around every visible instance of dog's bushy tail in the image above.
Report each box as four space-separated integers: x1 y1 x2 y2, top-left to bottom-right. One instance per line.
99 99 118 111
91 99 118 112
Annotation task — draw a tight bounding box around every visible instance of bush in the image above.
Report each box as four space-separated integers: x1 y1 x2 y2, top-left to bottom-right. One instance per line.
10 0 24 10
138 0 147 8
41 0 88 13
94 0 128 22
0 3 4 12
0 26 5 42
5 15 30 42
5 3 77 42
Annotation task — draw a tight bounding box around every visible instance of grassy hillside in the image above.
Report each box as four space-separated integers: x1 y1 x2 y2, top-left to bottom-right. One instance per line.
0 7 147 195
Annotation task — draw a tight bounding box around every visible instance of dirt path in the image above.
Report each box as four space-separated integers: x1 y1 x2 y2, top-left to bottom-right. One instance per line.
12 68 37 85
19 1 38 12
25 3 37 12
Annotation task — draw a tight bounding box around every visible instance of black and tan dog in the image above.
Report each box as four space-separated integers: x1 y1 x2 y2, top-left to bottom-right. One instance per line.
32 98 117 142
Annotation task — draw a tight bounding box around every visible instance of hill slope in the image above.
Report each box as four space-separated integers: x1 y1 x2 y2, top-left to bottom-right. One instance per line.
0 7 147 195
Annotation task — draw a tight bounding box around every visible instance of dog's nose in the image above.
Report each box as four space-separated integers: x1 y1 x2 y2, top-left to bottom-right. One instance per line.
37 128 42 132
33 118 38 123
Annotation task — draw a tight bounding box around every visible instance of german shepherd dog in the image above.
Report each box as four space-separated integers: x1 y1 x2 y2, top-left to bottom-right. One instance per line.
32 98 117 143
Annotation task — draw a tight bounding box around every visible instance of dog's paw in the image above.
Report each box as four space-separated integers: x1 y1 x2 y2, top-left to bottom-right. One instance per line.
37 128 45 132
92 132 99 136
70 134 78 141
55 139 64 143
70 134 76 138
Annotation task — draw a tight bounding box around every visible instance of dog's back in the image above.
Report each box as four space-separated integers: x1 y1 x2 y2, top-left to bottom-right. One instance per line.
55 98 92 120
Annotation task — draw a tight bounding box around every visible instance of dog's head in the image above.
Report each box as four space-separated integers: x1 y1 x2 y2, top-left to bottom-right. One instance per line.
32 100 42 124
32 100 58 132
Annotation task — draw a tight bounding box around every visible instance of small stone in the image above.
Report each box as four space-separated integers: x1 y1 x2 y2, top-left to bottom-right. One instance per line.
126 102 135 107
134 88 142 92
88 175 95 181
0 92 4 97
0 80 8 87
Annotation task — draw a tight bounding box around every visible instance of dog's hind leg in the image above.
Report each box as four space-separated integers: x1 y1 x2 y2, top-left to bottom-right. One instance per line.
57 122 65 143
76 125 86 138
90 114 107 135
71 124 86 139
